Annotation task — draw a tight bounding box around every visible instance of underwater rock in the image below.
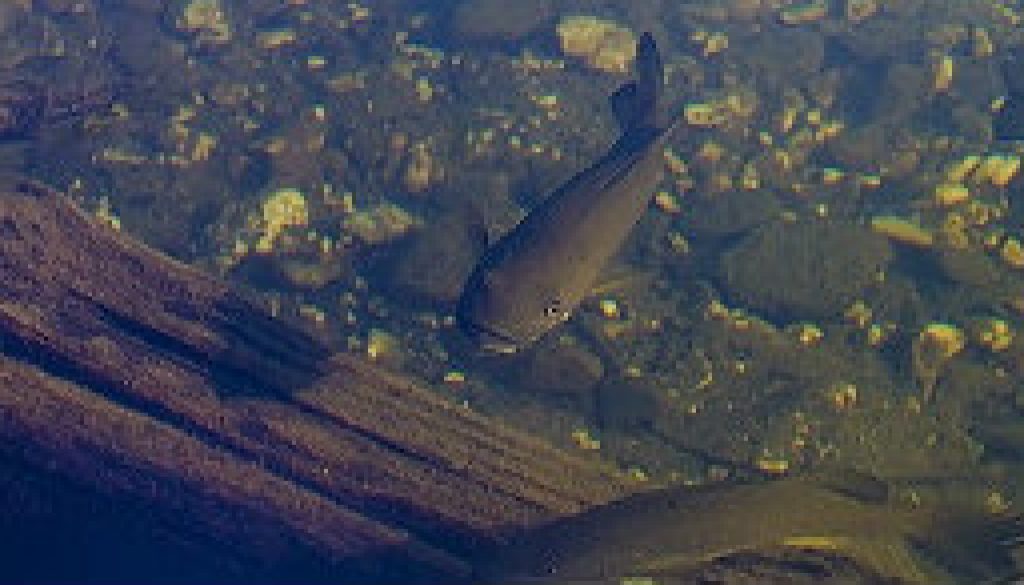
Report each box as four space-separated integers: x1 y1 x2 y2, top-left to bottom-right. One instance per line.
739 28 825 87
386 214 480 303
680 188 781 238
877 62 933 121
452 0 554 43
343 202 419 245
934 248 1004 288
594 377 662 432
912 322 966 402
720 221 891 320
514 336 605 397
170 0 232 45
556 15 638 74
826 121 910 176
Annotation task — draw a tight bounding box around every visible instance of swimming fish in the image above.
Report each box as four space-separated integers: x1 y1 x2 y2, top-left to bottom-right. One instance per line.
995 48 1024 140
456 32 679 353
474 472 1020 585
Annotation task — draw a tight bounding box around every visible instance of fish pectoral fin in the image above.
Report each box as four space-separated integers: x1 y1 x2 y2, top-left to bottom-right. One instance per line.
590 264 655 299
811 467 890 504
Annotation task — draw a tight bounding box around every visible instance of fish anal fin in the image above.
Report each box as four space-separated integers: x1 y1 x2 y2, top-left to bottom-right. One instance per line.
813 467 891 504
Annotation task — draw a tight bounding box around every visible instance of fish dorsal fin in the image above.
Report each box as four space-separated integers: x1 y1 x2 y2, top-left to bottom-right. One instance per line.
610 82 640 130
609 32 662 131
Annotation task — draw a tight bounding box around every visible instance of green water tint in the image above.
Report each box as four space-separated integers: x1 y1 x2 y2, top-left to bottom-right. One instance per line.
477 471 1020 584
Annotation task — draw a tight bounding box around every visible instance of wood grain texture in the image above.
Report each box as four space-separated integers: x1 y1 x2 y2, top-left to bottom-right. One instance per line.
0 178 633 581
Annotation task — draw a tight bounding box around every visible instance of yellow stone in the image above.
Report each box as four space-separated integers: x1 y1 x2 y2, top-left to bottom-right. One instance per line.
654 190 681 214
792 323 823 346
443 370 467 384
822 167 844 185
697 141 725 163
975 154 1020 187
1001 237 1024 268
741 168 760 190
258 187 308 251
934 55 954 92
663 148 688 175
870 216 934 247
944 155 981 183
684 103 726 127
919 323 966 359
830 383 858 410
933 183 969 207
755 458 790 474
702 32 729 57
259 29 297 49
844 301 872 328
533 94 558 108
306 55 328 70
779 1 827 24
366 328 398 360
415 77 433 102
815 120 845 141
846 0 878 22
598 298 620 319
556 15 637 74
859 174 882 188
867 323 887 346
571 428 601 450
178 0 232 44
973 27 995 58
977 318 1013 352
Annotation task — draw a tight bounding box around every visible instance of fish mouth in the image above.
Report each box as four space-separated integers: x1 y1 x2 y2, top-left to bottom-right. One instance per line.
459 320 521 354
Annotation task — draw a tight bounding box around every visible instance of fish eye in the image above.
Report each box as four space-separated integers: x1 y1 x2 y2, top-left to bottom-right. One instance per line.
544 299 568 321
543 299 562 318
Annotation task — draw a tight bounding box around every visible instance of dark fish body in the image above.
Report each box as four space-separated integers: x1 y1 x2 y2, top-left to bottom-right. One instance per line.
475 473 1016 585
457 33 677 353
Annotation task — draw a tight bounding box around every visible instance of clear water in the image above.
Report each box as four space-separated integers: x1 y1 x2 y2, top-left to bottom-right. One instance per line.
2 0 1024 582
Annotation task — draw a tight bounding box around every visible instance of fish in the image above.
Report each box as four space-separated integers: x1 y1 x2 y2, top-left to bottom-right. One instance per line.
456 32 679 354
995 48 1024 140
473 472 1021 585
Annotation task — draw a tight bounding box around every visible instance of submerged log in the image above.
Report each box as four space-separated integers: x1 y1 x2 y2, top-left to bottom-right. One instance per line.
0 178 633 582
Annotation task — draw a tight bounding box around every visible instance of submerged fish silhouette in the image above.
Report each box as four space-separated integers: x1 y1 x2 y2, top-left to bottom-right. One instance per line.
456 32 679 353
475 472 1020 584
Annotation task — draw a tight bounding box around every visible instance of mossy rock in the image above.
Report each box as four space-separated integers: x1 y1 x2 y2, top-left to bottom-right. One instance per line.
720 220 891 320
451 0 554 43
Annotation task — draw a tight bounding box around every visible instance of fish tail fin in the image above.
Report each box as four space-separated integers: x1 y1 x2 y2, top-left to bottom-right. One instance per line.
610 32 662 132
